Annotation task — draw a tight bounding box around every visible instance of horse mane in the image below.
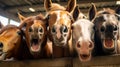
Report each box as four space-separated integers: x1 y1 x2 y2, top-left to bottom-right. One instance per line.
0 25 19 34
49 3 65 11
35 13 45 21
19 13 46 29
97 8 115 15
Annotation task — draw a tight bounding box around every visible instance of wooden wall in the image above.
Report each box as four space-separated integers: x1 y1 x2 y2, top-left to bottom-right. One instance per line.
0 55 120 67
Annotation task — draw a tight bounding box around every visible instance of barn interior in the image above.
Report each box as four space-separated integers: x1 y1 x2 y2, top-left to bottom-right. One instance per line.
0 0 120 67
0 0 119 25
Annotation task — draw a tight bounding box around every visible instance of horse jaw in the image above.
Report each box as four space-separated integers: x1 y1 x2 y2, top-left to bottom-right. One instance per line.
0 53 7 60
78 53 91 62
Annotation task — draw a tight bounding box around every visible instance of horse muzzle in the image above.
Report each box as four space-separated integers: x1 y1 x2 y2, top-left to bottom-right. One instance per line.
0 52 7 61
78 53 91 62
103 39 115 49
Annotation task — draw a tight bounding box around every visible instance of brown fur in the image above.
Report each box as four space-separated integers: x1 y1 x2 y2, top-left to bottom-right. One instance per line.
19 13 52 58
44 0 76 58
0 25 32 60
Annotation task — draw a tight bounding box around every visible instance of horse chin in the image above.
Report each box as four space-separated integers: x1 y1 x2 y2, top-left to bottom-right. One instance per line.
0 52 7 60
54 41 66 47
103 39 115 49
79 53 91 62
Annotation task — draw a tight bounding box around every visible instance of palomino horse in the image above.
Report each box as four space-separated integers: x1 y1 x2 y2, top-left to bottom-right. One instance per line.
18 13 52 58
44 0 76 57
90 4 120 55
0 25 32 60
72 6 94 62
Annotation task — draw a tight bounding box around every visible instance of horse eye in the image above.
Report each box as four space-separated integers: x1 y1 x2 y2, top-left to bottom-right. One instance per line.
114 25 118 31
51 26 56 33
63 26 68 33
77 42 81 48
29 27 32 32
39 27 43 32
46 15 50 20
100 26 105 32
17 31 21 35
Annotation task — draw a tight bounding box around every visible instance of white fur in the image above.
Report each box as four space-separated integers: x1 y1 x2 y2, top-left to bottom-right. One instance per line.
72 19 94 46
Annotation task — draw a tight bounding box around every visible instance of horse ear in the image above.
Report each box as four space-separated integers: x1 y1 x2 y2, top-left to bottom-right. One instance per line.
72 6 80 21
89 3 97 21
44 0 52 11
116 5 120 15
115 6 120 20
18 13 25 22
66 0 76 13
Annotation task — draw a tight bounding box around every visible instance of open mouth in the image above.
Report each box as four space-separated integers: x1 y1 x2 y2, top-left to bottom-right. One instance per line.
103 39 114 48
79 54 91 62
30 38 40 52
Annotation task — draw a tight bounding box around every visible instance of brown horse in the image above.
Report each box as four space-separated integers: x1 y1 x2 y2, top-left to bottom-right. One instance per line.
44 0 76 58
72 6 94 62
0 25 32 60
18 13 52 58
89 4 120 55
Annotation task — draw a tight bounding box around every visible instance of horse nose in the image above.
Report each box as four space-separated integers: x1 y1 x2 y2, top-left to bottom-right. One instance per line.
89 41 94 49
0 42 3 48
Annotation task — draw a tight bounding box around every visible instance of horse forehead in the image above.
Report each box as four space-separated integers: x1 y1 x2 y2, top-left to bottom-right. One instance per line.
73 19 93 40
31 20 43 28
103 14 118 25
54 11 71 25
0 28 19 38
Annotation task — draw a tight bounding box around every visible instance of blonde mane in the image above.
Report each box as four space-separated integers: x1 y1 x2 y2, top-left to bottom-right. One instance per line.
97 8 115 16
49 3 65 11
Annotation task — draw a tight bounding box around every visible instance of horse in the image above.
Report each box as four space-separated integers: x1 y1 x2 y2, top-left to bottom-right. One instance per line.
72 6 94 62
0 25 32 60
89 4 120 55
18 13 52 58
116 5 120 53
44 0 76 58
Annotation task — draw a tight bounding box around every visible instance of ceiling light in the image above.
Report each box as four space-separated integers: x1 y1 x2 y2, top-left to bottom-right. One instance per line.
116 1 120 5
29 8 35 12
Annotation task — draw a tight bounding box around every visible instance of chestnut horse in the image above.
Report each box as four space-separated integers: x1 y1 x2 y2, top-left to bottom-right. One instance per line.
72 6 94 62
89 4 120 55
44 0 76 58
0 25 32 60
18 13 52 58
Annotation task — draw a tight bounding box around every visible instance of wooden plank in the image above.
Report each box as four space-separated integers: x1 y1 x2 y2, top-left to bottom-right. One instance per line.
0 58 73 67
73 55 120 67
1 55 120 67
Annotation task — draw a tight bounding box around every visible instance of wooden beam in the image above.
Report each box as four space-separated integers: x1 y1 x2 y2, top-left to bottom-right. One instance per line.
0 55 120 67
4 1 117 11
0 8 19 22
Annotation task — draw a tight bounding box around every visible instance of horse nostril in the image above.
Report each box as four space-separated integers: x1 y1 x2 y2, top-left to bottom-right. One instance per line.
0 42 3 48
89 42 93 48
